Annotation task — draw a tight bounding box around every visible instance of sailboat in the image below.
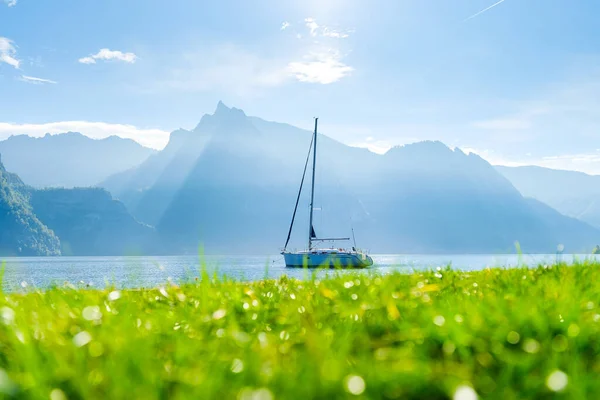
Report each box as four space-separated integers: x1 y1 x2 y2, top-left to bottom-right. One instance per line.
281 118 374 268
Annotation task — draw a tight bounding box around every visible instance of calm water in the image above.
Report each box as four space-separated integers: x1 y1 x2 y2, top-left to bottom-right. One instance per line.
1 254 598 291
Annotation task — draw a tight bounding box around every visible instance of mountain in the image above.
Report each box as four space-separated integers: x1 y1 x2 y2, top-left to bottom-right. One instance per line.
101 102 600 255
0 153 155 256
0 154 61 256
30 188 157 256
497 166 600 229
0 132 156 188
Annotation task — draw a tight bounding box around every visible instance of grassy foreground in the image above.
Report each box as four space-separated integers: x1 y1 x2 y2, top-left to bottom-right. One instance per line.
0 262 600 399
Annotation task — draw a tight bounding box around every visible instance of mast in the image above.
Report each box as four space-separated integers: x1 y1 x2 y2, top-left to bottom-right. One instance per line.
308 117 318 250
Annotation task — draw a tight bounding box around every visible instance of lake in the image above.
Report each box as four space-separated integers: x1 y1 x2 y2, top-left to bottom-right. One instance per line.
1 253 597 291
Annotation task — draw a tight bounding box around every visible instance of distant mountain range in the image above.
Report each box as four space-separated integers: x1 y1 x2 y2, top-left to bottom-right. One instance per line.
0 154 155 256
0 132 155 188
99 102 600 255
497 166 600 229
3 102 599 256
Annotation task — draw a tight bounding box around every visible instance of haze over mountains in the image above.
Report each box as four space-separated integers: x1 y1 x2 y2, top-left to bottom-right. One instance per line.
2 101 600 256
497 166 600 229
0 154 155 256
0 133 155 188
101 102 600 254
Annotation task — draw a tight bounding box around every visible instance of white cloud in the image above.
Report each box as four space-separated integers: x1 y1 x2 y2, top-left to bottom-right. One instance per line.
19 75 57 85
288 50 353 84
322 28 349 39
281 21 290 30
78 57 96 64
0 37 20 69
305 17 319 37
78 48 138 64
0 121 170 150
302 17 351 39
3 0 16 7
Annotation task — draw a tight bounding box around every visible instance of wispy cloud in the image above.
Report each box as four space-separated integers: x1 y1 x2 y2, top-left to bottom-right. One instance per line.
464 0 507 21
0 121 170 149
19 75 57 85
0 37 20 69
3 0 16 7
280 21 290 31
288 50 353 84
302 17 351 39
78 48 138 64
305 18 319 37
322 28 349 39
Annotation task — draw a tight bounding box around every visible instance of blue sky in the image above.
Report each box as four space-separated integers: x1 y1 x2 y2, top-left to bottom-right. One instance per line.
1 0 600 173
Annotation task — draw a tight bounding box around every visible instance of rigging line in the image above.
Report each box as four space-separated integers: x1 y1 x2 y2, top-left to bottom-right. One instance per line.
283 133 315 250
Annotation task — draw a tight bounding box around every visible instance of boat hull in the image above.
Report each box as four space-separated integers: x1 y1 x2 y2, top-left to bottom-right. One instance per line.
282 251 373 269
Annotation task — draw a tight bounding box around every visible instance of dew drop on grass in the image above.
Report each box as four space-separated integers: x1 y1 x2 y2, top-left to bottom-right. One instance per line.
434 315 445 327
506 331 520 344
73 331 92 347
238 388 273 400
567 324 580 337
50 388 67 400
82 306 102 321
231 358 244 374
108 290 121 301
546 370 568 392
212 309 226 320
345 375 366 395
453 385 478 400
1 307 15 325
258 332 267 346
351 294 358 300
443 341 456 355
523 339 540 354
454 314 464 323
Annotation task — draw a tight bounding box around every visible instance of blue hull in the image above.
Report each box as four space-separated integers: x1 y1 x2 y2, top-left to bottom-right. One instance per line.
282 251 373 268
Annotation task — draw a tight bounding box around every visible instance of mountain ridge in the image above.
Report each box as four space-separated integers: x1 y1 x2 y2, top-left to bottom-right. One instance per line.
0 132 156 188
101 102 600 255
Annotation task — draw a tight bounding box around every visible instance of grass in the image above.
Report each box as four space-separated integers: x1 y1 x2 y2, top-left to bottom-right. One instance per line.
0 261 599 399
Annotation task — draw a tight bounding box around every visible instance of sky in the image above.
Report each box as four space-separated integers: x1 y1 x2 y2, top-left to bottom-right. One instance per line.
1 0 600 173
